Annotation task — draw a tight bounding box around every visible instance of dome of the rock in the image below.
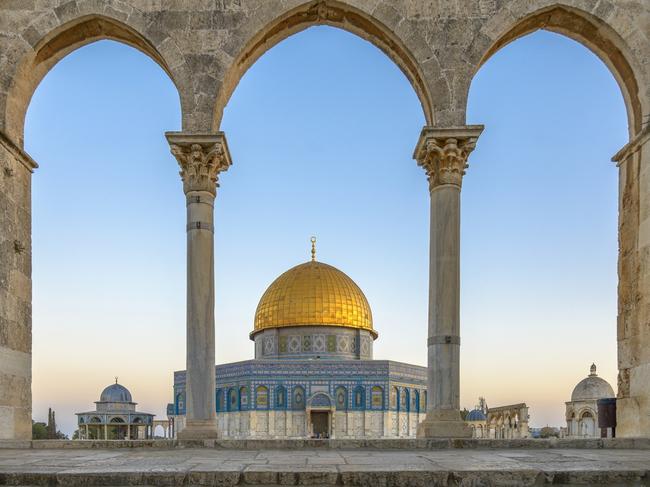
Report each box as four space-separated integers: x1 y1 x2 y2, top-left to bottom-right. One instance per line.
252 259 375 338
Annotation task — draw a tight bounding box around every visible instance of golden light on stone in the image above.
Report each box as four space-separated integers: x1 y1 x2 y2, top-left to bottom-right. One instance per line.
252 259 375 338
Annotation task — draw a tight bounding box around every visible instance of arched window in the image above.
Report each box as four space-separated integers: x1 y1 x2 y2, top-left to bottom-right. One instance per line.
400 388 407 411
414 390 420 413
176 392 185 414
216 389 223 412
239 386 249 410
276 386 286 409
371 386 383 409
353 386 365 409
110 417 125 423
335 386 347 411
228 388 238 412
256 386 269 409
292 386 305 410
390 387 398 410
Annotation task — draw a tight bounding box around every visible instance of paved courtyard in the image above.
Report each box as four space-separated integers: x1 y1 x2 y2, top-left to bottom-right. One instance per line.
0 447 649 485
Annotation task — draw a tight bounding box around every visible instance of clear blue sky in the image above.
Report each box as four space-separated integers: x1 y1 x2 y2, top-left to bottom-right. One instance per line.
25 26 627 436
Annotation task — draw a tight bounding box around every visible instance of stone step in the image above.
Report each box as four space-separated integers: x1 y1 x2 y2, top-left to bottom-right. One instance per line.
0 447 649 485
0 467 649 486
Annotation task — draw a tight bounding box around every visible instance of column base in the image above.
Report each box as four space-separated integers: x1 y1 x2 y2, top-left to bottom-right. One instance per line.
417 411 472 438
176 419 219 440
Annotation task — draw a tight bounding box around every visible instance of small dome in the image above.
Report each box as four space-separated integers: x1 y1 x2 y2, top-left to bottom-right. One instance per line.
253 259 374 338
571 364 615 401
466 409 487 421
100 382 132 403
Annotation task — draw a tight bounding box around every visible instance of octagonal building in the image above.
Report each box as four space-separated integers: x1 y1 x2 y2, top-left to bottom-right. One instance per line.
168 242 426 438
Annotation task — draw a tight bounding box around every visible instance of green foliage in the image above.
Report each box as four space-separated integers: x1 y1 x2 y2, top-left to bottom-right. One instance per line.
32 409 69 440
540 426 559 438
32 421 48 439
460 408 470 421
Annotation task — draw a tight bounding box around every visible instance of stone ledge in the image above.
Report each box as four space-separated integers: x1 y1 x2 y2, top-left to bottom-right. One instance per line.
1 437 648 450
0 447 648 486
0 467 647 486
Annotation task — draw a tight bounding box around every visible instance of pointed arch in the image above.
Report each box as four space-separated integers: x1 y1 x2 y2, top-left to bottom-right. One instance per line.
4 14 187 145
470 4 646 136
213 0 434 130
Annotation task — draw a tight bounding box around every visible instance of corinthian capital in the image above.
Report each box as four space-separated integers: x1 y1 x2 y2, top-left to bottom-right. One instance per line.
166 132 232 195
413 126 483 191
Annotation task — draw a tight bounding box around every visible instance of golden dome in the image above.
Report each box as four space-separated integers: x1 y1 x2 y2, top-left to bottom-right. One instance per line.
252 260 375 338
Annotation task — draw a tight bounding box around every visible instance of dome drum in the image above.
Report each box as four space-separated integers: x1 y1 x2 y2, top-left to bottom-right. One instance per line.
253 326 374 360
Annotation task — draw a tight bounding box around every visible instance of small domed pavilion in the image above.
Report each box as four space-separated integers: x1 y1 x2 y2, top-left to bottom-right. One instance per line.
76 380 155 440
565 364 615 438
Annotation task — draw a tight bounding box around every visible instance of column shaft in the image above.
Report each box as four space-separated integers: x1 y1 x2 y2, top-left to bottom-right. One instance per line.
427 185 461 416
185 191 216 427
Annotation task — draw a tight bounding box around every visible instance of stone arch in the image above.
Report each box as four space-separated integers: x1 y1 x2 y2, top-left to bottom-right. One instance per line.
3 11 188 146
212 0 435 130
307 392 333 409
468 4 646 136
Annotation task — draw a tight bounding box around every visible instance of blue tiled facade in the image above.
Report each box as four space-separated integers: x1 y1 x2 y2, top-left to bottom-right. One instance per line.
172 359 427 415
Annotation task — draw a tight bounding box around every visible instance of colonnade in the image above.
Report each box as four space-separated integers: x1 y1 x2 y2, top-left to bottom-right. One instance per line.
80 423 153 440
166 126 482 439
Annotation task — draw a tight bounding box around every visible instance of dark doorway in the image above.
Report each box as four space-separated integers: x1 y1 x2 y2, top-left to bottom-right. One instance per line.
311 412 329 438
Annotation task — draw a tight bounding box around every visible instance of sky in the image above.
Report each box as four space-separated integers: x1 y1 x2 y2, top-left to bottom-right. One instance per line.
24 26 627 436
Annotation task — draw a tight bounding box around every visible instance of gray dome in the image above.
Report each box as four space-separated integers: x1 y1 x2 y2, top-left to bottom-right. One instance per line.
571 364 614 401
100 383 132 403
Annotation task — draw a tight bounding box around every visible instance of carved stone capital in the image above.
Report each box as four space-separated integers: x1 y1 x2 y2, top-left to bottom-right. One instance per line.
165 132 232 195
413 126 483 191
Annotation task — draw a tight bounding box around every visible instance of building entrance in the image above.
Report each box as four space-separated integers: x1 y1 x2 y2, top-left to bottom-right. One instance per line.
311 412 329 438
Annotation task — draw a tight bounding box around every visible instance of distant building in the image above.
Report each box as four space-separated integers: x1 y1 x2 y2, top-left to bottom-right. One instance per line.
168 244 427 439
76 381 154 440
465 397 530 438
565 364 615 438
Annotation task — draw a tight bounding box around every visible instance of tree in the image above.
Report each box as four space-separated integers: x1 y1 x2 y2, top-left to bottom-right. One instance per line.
32 409 69 440
32 421 48 439
460 408 470 421
47 408 56 439
540 426 559 438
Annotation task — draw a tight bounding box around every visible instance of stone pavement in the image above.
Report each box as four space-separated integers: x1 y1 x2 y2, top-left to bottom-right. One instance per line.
0 447 649 486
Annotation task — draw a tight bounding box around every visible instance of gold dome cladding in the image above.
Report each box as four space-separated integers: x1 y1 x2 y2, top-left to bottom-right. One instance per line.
253 260 375 337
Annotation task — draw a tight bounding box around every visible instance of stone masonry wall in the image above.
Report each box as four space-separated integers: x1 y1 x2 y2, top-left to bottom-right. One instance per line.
0 134 34 440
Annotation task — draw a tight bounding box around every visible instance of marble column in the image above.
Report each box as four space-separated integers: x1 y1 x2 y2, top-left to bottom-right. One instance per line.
414 126 483 438
166 132 232 439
